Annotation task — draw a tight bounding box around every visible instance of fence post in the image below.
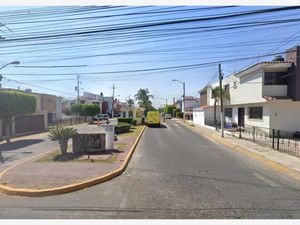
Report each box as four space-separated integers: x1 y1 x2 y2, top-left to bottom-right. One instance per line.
253 126 256 142
272 129 275 149
277 130 280 150
239 126 242 139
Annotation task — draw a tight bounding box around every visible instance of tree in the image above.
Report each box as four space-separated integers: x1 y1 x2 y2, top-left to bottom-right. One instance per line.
0 90 36 143
134 88 154 111
62 108 72 116
163 105 176 115
126 98 135 108
49 127 78 155
82 104 100 116
211 86 230 130
70 104 83 115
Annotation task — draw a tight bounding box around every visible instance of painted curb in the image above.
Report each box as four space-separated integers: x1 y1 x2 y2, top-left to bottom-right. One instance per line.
0 126 146 197
181 122 300 182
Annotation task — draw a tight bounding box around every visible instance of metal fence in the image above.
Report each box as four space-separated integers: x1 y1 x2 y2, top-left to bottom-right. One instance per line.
48 116 88 129
225 125 300 157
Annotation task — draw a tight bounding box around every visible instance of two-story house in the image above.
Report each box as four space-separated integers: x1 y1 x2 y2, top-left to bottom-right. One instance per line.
196 45 300 132
175 96 200 119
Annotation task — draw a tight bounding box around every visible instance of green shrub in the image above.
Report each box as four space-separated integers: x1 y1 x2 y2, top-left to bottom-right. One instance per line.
118 117 133 124
176 112 183 118
115 123 131 134
132 119 137 126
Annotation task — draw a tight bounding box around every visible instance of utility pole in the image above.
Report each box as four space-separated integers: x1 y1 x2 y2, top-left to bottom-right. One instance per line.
173 97 175 105
183 82 186 122
218 64 224 138
111 83 117 117
76 75 80 104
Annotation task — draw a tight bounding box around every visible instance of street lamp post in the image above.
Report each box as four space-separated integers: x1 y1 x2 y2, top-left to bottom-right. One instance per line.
0 61 20 89
172 79 185 122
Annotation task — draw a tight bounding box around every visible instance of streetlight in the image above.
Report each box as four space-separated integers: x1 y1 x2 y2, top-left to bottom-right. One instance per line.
0 61 20 70
0 61 20 89
172 79 185 122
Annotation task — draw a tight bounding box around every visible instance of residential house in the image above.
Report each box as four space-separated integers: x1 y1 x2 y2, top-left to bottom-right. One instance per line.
195 45 300 133
175 96 200 119
0 89 48 137
119 102 144 119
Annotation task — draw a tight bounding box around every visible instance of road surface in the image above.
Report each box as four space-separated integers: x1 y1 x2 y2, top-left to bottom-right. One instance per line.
0 120 299 219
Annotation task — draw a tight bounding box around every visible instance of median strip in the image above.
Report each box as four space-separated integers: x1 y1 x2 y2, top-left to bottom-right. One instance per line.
0 125 146 197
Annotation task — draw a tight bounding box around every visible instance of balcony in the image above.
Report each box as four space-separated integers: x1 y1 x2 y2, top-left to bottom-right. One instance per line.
262 85 287 97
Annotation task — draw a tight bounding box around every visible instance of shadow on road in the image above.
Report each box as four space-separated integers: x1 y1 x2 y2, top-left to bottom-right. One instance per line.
0 139 44 152
147 124 167 129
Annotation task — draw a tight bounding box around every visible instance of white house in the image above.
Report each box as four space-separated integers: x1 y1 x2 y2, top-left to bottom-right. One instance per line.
196 45 300 133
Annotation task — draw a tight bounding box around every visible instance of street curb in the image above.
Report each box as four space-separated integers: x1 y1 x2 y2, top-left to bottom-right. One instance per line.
181 122 300 182
0 126 146 197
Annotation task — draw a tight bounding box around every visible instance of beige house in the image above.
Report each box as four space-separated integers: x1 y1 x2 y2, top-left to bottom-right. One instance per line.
0 89 63 137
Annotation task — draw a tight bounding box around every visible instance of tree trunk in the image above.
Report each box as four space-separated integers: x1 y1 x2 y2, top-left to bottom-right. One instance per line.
59 139 68 155
214 100 217 131
4 117 12 143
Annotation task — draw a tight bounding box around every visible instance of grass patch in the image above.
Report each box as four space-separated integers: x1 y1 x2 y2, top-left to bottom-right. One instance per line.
36 143 127 164
117 125 143 138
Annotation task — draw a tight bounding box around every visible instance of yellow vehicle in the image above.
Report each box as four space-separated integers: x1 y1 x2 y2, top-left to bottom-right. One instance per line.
146 111 161 127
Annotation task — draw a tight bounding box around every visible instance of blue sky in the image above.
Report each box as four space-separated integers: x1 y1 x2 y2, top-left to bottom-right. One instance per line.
0 6 300 108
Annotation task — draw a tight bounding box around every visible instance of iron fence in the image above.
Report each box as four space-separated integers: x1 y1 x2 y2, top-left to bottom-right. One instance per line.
226 125 300 157
48 116 88 129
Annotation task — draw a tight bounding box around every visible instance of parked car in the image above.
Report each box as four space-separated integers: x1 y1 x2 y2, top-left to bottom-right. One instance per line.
113 112 121 117
93 114 110 121
164 114 172 119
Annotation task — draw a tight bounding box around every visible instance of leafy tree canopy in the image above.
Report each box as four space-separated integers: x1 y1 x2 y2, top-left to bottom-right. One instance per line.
134 88 154 111
0 90 36 118
82 104 100 116
70 104 83 115
163 105 176 114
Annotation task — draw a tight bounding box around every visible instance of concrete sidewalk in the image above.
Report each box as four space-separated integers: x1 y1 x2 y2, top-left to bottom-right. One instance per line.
180 120 300 175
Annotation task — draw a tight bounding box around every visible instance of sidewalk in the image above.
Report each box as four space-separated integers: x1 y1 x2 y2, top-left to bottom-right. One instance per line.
180 120 300 176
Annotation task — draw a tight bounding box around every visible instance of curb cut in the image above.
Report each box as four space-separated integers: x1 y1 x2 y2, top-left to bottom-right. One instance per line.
0 126 146 197
181 122 300 182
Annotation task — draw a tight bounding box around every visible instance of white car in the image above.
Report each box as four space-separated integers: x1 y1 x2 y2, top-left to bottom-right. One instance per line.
165 114 172 119
93 114 110 121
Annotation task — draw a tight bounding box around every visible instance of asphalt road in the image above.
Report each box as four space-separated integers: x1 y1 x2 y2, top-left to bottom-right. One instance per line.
0 120 299 219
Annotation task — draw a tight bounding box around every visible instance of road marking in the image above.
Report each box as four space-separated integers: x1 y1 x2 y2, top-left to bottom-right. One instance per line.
173 123 179 127
164 123 174 133
254 173 281 188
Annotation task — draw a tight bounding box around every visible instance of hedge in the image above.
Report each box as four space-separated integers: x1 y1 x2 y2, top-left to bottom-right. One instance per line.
115 123 132 134
118 117 133 124
176 112 183 118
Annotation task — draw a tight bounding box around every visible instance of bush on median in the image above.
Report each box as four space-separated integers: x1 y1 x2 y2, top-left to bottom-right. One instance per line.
117 117 133 124
132 119 137 126
115 123 132 134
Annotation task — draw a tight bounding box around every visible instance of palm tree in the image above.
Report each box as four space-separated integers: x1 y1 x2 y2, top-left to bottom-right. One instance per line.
211 86 230 130
134 88 154 111
127 99 135 108
49 127 78 155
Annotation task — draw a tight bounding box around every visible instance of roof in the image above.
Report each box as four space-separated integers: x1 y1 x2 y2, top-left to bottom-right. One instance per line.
192 106 205 111
235 61 292 78
263 96 292 101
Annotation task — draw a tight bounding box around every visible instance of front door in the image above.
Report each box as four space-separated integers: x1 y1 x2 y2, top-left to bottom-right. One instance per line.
238 107 245 127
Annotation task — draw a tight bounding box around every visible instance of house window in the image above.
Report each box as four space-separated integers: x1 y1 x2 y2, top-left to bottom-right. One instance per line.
224 108 232 118
249 107 263 119
224 84 230 92
264 72 288 85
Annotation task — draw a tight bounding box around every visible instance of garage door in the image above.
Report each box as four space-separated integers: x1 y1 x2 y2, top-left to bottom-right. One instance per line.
15 115 45 134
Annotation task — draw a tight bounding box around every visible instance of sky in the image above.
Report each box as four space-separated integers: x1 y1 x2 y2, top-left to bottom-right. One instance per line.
0 5 300 108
